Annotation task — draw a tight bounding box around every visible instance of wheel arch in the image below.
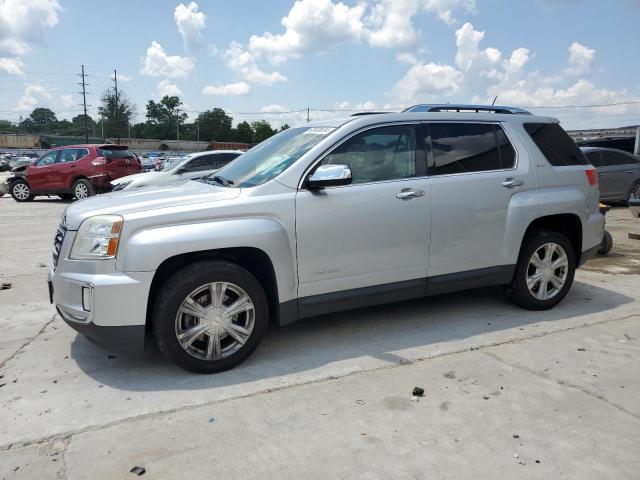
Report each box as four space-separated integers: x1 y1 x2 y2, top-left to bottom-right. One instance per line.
145 247 285 334
520 213 583 264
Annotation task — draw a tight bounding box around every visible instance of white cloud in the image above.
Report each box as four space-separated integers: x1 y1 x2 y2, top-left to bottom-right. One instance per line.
0 56 24 74
565 42 595 76
16 83 51 111
174 2 206 50
261 104 288 113
248 0 367 63
455 22 501 72
0 0 61 74
157 79 183 97
59 94 75 108
392 62 463 101
224 41 286 85
396 52 419 65
140 41 194 78
202 81 250 96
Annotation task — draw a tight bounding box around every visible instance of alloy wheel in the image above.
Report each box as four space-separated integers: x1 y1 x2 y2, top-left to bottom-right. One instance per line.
175 281 255 361
75 183 89 199
13 183 30 200
526 242 569 300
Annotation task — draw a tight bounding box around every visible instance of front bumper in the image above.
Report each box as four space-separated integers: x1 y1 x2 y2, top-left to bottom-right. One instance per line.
49 238 154 353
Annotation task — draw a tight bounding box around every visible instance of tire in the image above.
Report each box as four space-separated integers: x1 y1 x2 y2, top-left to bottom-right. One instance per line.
626 180 640 205
153 260 269 373
58 193 74 200
598 230 613 255
73 178 95 200
10 179 34 202
510 230 576 310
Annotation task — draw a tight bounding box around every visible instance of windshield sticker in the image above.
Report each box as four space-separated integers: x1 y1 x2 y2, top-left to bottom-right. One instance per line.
303 127 335 135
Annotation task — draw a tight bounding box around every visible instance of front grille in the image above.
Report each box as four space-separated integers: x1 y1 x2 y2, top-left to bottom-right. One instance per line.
52 220 68 270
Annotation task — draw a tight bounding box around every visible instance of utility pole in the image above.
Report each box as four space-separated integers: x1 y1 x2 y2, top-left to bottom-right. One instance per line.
306 107 310 123
113 69 119 144
196 117 200 150
79 65 90 142
176 108 180 153
635 126 640 156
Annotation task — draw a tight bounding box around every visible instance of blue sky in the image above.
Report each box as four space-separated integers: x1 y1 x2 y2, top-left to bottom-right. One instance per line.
0 0 639 129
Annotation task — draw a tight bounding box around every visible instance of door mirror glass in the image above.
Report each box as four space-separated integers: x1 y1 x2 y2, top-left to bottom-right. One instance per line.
307 164 352 189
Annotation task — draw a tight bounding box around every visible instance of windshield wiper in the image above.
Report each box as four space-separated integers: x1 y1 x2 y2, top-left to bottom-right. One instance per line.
208 174 233 187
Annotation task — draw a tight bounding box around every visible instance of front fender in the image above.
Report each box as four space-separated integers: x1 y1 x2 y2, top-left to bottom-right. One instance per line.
117 217 297 303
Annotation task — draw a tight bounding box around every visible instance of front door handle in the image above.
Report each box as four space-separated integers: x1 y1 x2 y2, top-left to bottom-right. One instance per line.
396 188 425 200
626 170 634 174
502 178 524 188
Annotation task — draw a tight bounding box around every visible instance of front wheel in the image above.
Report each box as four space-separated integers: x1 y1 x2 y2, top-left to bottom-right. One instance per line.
10 179 34 202
153 260 269 373
73 178 95 200
510 230 576 310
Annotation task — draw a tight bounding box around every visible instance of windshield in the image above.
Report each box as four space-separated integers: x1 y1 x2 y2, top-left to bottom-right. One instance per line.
161 155 192 172
211 126 334 188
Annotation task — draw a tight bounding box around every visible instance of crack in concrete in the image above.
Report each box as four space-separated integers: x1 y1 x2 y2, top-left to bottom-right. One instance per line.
482 349 640 422
0 314 57 369
1 311 638 453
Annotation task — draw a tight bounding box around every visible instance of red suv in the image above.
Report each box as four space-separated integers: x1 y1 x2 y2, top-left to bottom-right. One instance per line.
9 145 141 202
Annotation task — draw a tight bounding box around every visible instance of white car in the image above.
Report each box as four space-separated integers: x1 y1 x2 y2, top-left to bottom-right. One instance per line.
111 150 243 191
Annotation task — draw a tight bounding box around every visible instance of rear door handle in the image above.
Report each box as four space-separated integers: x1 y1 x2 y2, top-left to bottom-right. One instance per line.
396 188 425 200
626 170 634 174
501 178 524 188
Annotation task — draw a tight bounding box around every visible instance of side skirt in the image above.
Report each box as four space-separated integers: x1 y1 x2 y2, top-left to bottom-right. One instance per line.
277 265 516 325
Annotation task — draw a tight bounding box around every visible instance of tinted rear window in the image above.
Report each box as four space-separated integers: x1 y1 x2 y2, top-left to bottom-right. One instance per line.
584 151 601 167
524 123 588 166
600 151 634 167
98 148 135 159
427 123 515 175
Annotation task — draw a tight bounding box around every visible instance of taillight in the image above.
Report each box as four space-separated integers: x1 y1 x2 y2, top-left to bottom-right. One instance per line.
585 168 598 187
92 157 108 166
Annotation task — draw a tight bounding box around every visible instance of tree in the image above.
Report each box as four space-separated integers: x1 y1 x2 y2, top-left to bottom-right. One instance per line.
279 124 290 132
20 108 57 133
196 108 232 142
98 89 135 141
234 121 253 144
145 96 187 140
0 119 17 132
251 120 277 143
71 114 96 137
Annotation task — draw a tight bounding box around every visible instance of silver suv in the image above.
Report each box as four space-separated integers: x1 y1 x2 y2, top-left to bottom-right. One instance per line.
48 105 604 373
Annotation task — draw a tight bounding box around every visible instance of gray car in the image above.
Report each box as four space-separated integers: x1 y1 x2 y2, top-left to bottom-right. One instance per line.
581 147 640 204
49 105 604 373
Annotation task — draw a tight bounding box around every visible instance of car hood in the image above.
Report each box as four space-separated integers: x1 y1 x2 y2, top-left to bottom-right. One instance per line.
111 171 165 186
63 180 240 230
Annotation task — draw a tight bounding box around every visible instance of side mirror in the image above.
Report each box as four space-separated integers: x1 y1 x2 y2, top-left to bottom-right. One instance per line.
306 164 352 190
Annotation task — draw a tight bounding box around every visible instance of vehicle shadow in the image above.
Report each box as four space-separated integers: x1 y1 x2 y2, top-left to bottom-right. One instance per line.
70 279 633 391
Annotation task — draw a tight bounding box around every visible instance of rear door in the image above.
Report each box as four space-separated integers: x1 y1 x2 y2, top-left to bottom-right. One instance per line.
27 150 59 191
598 150 637 200
424 122 535 285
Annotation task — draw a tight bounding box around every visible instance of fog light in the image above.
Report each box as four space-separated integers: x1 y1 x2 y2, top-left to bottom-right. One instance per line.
81 286 92 312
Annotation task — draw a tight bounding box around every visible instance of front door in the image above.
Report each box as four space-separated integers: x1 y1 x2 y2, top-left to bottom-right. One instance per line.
27 150 59 191
598 150 634 200
295 123 430 311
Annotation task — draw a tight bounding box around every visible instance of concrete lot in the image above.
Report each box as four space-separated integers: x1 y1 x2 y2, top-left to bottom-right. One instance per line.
1 178 639 479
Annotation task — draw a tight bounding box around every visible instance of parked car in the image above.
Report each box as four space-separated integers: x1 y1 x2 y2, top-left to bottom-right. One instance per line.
580 147 640 204
49 105 603 373
8 145 141 202
111 150 242 191
139 157 156 172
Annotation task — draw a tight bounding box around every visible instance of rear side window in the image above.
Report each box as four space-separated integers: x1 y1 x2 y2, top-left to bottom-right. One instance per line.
524 123 588 166
600 151 633 167
584 151 601 167
426 123 515 175
98 148 135 159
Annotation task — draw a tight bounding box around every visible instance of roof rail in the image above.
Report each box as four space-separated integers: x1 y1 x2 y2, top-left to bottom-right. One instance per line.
349 111 389 116
402 104 532 115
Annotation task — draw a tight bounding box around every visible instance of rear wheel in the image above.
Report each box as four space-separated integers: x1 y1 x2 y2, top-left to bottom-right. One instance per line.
73 178 95 200
153 260 269 373
10 179 34 202
626 180 640 205
510 230 576 310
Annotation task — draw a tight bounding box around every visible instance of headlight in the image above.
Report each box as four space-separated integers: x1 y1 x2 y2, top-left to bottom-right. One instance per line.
70 215 123 260
112 181 131 191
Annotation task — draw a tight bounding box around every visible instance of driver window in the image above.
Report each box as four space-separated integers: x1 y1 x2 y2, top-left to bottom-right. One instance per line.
36 151 58 166
184 156 212 172
321 125 416 184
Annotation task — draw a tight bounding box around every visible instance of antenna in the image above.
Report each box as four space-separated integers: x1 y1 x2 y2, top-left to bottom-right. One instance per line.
491 96 498 106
